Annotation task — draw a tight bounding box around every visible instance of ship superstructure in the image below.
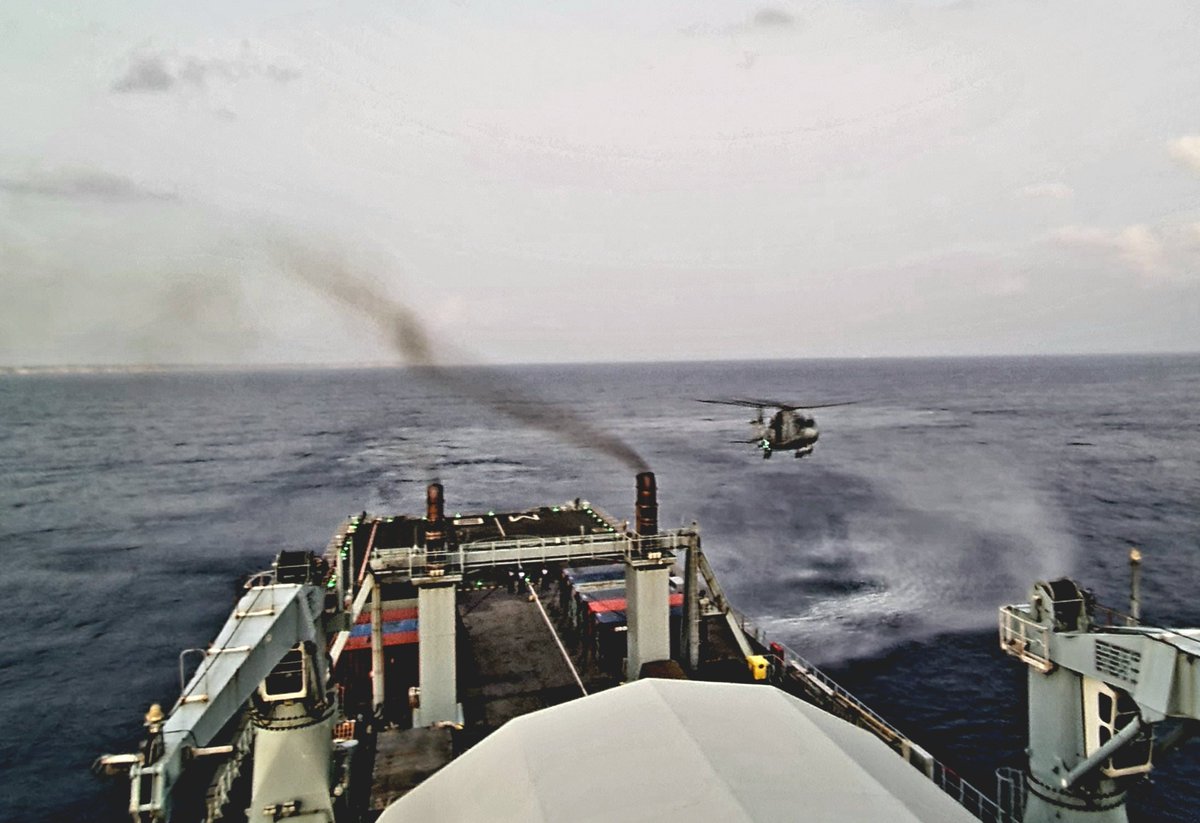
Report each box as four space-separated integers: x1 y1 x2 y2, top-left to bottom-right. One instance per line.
97 472 1200 823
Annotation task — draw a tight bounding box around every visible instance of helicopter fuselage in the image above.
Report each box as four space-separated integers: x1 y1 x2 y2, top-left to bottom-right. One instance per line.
698 396 846 460
754 410 819 458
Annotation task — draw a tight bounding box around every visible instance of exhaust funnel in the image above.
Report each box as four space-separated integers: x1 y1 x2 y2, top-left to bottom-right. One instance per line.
636 472 658 536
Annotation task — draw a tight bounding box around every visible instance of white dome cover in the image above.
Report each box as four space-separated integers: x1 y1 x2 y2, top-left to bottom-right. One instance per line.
380 678 976 822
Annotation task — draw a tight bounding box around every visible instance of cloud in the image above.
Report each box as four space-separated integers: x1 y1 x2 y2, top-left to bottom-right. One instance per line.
1050 223 1192 281
752 8 797 28
112 49 300 94
710 5 797 37
1111 224 1165 275
0 168 174 201
1169 135 1200 174
1017 182 1073 200
112 55 176 92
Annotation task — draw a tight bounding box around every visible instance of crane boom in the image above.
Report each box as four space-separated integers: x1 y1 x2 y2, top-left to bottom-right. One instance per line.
127 581 331 821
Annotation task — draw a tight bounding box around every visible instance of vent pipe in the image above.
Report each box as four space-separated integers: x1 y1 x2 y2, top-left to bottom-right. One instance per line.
635 472 658 536
1129 547 1142 623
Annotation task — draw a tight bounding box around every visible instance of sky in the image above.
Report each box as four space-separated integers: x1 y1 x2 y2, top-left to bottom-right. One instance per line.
2 0 1199 367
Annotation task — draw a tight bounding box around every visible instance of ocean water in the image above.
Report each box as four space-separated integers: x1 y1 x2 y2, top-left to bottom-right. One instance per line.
1 355 1198 822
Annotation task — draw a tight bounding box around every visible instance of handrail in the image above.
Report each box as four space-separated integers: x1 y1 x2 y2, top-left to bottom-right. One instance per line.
727 602 1017 823
727 604 903 741
372 529 697 578
995 766 1027 822
1091 601 1139 628
999 604 1053 672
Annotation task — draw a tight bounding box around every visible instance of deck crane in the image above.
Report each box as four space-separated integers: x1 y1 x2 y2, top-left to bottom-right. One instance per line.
100 551 354 823
1000 575 1200 823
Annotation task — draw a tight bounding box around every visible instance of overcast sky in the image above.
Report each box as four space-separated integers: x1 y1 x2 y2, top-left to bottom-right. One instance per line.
2 0 1199 366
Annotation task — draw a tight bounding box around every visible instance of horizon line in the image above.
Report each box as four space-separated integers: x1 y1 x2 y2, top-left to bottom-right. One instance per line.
3 349 1199 376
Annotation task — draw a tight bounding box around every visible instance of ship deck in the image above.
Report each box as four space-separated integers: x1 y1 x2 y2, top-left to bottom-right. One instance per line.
100 481 1014 823
364 577 751 812
321 490 972 819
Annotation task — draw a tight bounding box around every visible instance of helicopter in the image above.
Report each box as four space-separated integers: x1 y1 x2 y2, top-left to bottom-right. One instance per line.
697 398 857 459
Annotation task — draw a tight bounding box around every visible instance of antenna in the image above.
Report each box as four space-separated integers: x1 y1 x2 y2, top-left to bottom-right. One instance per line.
1129 547 1142 623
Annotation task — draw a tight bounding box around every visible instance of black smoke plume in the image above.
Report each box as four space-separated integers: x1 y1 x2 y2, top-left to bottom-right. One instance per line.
279 243 650 473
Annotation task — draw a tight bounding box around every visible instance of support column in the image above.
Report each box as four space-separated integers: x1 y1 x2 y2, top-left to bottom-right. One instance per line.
1023 666 1129 823
682 532 700 672
414 575 462 726
250 707 335 823
626 554 672 679
370 575 385 718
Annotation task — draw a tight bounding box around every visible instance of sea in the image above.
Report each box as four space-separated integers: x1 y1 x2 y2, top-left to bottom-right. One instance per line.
1 354 1198 822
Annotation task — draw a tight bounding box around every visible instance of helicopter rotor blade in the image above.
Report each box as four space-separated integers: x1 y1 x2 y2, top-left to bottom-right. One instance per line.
696 398 768 409
699 397 862 411
739 397 863 411
734 397 799 410
800 401 863 410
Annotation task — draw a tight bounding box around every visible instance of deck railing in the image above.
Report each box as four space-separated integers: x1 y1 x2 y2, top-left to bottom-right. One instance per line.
727 603 1019 823
999 604 1053 672
995 766 1028 822
372 529 696 578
